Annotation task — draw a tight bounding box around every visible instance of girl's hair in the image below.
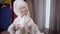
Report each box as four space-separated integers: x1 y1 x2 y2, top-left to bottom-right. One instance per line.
13 0 30 17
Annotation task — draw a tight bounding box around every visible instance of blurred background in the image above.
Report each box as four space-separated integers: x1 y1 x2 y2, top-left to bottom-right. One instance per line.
0 0 60 34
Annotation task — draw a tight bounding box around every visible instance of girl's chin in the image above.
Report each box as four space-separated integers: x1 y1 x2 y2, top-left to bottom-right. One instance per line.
20 14 26 16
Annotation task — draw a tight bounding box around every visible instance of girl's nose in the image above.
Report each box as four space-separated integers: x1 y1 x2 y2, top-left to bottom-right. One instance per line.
22 9 25 12
22 9 25 11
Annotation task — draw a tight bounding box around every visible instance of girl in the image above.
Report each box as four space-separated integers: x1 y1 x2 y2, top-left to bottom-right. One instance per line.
7 0 44 34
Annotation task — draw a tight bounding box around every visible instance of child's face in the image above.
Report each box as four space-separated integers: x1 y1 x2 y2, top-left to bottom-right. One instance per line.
18 6 28 16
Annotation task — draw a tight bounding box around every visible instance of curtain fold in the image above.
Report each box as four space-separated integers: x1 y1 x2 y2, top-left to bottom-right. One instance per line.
49 0 60 34
32 0 46 32
48 0 57 34
56 0 60 34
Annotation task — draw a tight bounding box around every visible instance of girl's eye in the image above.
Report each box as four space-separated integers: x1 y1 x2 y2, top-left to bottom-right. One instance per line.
19 6 26 10
21 6 26 9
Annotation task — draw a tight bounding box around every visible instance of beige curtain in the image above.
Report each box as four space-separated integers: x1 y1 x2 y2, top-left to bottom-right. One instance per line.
26 0 33 19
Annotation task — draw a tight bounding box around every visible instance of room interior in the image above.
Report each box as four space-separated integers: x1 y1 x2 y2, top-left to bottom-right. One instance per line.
0 0 60 34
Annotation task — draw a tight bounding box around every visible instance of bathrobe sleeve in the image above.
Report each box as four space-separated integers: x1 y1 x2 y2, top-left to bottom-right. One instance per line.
7 18 17 34
7 24 15 34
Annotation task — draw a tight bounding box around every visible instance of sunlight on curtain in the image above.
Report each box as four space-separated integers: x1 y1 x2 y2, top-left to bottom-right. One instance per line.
45 0 51 28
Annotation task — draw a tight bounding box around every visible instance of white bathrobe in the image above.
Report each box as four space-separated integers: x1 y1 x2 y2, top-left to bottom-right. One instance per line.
7 0 44 34
7 15 43 34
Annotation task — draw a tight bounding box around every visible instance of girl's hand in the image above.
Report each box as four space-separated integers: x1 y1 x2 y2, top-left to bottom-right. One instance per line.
15 24 21 31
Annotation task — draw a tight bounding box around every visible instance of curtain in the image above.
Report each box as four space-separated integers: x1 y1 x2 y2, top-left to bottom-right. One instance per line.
56 0 60 34
48 0 60 34
32 0 46 32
